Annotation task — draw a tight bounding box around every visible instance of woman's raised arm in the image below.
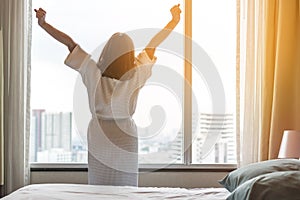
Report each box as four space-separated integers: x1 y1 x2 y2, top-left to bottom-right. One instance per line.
34 8 77 52
145 4 181 59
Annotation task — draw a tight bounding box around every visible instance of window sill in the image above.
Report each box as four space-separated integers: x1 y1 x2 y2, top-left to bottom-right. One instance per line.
30 163 236 172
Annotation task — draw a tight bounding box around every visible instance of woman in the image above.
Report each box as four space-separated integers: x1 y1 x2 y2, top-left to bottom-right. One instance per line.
35 4 181 186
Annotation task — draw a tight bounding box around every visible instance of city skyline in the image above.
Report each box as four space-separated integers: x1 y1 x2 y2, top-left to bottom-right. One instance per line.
30 109 236 164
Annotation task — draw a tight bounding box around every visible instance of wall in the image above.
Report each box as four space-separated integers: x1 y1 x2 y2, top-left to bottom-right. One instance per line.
0 28 4 198
30 171 229 188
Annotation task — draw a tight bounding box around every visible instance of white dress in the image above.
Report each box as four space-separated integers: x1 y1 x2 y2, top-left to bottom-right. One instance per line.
64 45 156 186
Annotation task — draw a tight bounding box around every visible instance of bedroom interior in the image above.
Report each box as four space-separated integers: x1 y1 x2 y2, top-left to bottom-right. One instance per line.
1 0 300 199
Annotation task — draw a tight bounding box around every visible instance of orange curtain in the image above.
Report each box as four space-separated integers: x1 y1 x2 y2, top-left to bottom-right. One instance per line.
261 0 300 160
241 0 300 165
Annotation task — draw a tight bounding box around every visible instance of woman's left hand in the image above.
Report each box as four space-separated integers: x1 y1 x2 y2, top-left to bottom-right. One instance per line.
170 4 181 24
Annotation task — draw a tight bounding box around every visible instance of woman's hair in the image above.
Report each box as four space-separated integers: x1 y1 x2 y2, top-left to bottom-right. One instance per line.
97 32 135 80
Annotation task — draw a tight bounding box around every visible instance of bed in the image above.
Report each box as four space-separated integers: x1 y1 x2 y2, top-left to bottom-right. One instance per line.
3 159 300 200
2 184 230 200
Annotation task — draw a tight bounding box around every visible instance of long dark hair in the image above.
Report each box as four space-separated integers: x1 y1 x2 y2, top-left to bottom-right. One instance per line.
97 32 135 80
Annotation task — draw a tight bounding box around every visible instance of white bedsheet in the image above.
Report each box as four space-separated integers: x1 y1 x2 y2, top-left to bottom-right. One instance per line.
2 184 230 200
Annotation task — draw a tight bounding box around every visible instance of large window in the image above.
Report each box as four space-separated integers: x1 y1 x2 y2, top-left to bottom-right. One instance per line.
30 0 236 166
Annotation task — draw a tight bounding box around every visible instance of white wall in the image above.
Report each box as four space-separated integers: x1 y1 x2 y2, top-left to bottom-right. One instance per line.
30 171 228 188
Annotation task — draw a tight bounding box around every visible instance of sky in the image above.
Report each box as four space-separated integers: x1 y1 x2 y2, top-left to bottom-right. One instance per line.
31 0 236 141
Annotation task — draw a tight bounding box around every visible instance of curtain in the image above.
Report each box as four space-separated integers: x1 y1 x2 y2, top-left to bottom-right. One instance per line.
239 0 264 165
0 0 32 194
239 0 300 165
261 0 300 160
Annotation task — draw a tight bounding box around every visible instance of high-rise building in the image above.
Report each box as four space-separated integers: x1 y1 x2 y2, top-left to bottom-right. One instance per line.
31 110 73 162
41 112 72 151
169 131 183 162
31 109 46 161
192 113 236 163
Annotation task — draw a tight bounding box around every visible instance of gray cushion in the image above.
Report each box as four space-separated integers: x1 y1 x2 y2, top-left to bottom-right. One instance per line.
219 159 300 192
226 171 300 200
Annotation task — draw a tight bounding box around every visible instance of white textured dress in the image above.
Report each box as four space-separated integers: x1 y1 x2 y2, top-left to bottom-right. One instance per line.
64 45 156 186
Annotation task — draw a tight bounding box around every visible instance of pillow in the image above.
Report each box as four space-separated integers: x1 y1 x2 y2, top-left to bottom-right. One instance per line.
226 171 300 200
219 159 300 192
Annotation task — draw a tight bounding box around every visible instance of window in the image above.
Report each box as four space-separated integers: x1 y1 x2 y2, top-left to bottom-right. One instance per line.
191 0 237 164
30 0 236 166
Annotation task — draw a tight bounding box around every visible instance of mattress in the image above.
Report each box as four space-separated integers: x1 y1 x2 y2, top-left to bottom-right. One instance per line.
2 184 230 200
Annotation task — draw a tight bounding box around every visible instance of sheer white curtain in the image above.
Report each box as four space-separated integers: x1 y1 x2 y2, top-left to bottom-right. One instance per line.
238 0 264 166
0 0 32 194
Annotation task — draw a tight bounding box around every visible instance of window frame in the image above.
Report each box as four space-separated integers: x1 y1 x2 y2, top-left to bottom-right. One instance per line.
30 163 237 172
30 0 238 170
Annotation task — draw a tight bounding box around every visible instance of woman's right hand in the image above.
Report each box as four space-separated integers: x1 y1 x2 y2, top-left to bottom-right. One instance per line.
34 8 47 27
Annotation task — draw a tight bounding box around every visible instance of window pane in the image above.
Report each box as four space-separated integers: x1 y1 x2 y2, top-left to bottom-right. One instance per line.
191 0 237 164
136 51 184 164
30 0 184 163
